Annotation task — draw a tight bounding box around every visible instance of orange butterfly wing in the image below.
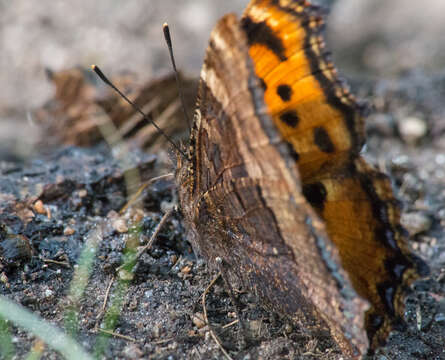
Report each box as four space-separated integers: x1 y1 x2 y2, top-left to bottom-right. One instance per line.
242 0 428 349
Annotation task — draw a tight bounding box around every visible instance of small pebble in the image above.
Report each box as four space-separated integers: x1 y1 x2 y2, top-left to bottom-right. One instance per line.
401 212 432 235
118 269 134 281
33 200 46 215
0 272 9 287
161 201 175 213
63 227 75 236
398 116 427 144
112 218 128 233
180 265 192 274
192 312 206 329
435 154 445 166
434 313 445 323
170 255 178 265
44 289 54 298
78 189 87 198
0 235 32 262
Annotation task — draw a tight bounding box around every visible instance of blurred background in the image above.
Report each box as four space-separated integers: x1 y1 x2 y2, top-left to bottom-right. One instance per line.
1 0 444 159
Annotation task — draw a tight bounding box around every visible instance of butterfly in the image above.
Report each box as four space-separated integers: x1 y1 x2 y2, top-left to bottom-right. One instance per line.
175 0 428 357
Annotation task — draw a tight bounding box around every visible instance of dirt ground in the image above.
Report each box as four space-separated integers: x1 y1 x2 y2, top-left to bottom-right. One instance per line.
1 1 445 359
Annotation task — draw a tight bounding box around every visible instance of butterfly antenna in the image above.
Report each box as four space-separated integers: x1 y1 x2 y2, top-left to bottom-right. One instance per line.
91 65 186 158
163 23 192 133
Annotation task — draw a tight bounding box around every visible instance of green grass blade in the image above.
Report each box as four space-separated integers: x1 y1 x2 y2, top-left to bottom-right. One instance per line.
0 315 14 360
0 296 93 360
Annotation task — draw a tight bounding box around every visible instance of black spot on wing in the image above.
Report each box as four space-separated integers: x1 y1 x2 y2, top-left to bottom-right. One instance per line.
277 84 292 101
313 126 335 153
241 16 287 62
280 111 299 128
302 182 327 212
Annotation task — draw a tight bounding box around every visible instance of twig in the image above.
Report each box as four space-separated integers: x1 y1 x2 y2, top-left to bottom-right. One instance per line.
202 272 233 360
134 207 174 261
119 173 174 214
97 328 138 342
153 337 174 345
96 276 115 320
116 207 174 271
42 259 71 268
171 255 182 270
222 319 239 329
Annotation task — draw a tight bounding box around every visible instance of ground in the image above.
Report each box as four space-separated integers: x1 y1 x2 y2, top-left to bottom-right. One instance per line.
0 1 444 360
